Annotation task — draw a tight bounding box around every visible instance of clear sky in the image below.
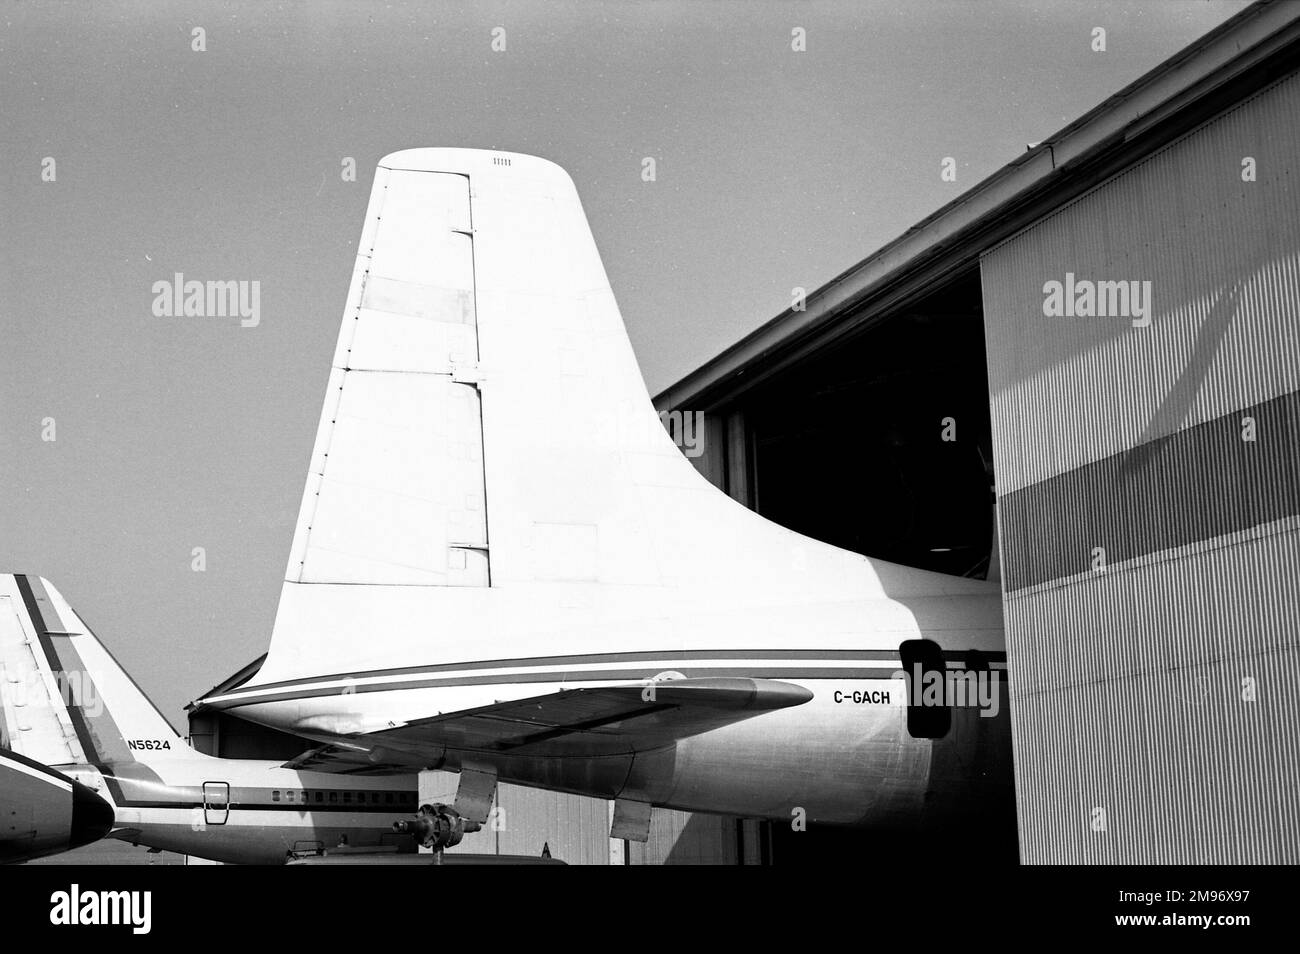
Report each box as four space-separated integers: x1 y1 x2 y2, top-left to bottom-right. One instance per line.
1 0 1252 728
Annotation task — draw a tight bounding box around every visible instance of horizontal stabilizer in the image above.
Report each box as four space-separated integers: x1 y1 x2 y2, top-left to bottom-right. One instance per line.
285 677 812 770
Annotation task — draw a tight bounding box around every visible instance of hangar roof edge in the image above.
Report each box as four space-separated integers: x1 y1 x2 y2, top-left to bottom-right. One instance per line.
653 0 1300 413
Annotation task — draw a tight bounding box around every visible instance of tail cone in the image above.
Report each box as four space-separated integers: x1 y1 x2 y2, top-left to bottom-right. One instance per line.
69 780 114 848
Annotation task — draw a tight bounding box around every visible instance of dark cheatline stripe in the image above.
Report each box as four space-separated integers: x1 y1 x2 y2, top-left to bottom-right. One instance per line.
208 648 1007 701
212 666 1010 710
999 389 1300 592
104 773 419 813
211 667 915 708
110 802 417 815
211 648 915 694
0 747 74 785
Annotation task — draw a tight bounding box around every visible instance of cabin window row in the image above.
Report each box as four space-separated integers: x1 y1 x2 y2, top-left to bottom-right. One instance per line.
269 790 413 805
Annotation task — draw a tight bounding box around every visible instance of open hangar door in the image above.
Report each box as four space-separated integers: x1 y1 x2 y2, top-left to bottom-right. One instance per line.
668 266 1015 866
743 268 996 583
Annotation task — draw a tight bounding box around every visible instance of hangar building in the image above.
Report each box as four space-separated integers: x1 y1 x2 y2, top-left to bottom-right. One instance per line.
191 1 1300 864
655 0 1300 864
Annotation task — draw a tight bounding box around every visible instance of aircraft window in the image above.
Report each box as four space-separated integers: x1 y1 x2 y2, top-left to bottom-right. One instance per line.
343 792 352 804
358 792 366 804
285 790 294 803
385 793 394 805
272 790 280 802
329 791 338 803
315 791 323 803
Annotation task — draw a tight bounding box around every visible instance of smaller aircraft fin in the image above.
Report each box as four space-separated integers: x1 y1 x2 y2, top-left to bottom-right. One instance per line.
0 574 196 767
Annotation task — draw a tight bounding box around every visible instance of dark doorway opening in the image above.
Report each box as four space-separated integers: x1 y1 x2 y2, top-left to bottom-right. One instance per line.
745 269 994 578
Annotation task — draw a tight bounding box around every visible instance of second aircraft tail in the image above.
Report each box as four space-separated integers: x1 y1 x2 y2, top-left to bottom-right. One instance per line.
0 574 193 768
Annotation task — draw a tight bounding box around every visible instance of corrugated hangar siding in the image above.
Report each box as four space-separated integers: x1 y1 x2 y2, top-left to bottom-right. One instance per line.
420 771 614 864
980 68 1300 863
629 808 758 865
418 772 752 865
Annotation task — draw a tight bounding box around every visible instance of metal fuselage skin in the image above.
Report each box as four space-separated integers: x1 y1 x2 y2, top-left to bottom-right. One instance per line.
1 749 114 863
58 758 419 866
217 656 1014 830
196 149 1016 835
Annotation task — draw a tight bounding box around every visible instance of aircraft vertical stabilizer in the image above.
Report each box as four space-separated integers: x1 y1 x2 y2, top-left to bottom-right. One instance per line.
0 575 190 766
253 148 1003 688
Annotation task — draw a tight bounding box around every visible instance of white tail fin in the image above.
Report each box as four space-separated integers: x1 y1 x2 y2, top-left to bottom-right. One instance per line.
254 148 1002 685
0 575 191 766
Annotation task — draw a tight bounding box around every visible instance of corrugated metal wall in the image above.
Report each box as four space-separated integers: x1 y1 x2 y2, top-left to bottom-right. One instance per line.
981 68 1300 862
420 771 614 864
420 773 754 864
629 808 759 865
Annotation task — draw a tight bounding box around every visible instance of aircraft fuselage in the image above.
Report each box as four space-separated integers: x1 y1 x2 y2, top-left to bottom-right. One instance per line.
58 758 420 866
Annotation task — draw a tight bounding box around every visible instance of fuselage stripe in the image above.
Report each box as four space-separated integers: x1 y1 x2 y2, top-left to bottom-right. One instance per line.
205 647 1007 700
0 752 73 791
205 663 1009 709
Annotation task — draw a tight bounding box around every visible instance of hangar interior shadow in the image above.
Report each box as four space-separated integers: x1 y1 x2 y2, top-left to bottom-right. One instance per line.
743 268 996 580
720 268 1022 865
